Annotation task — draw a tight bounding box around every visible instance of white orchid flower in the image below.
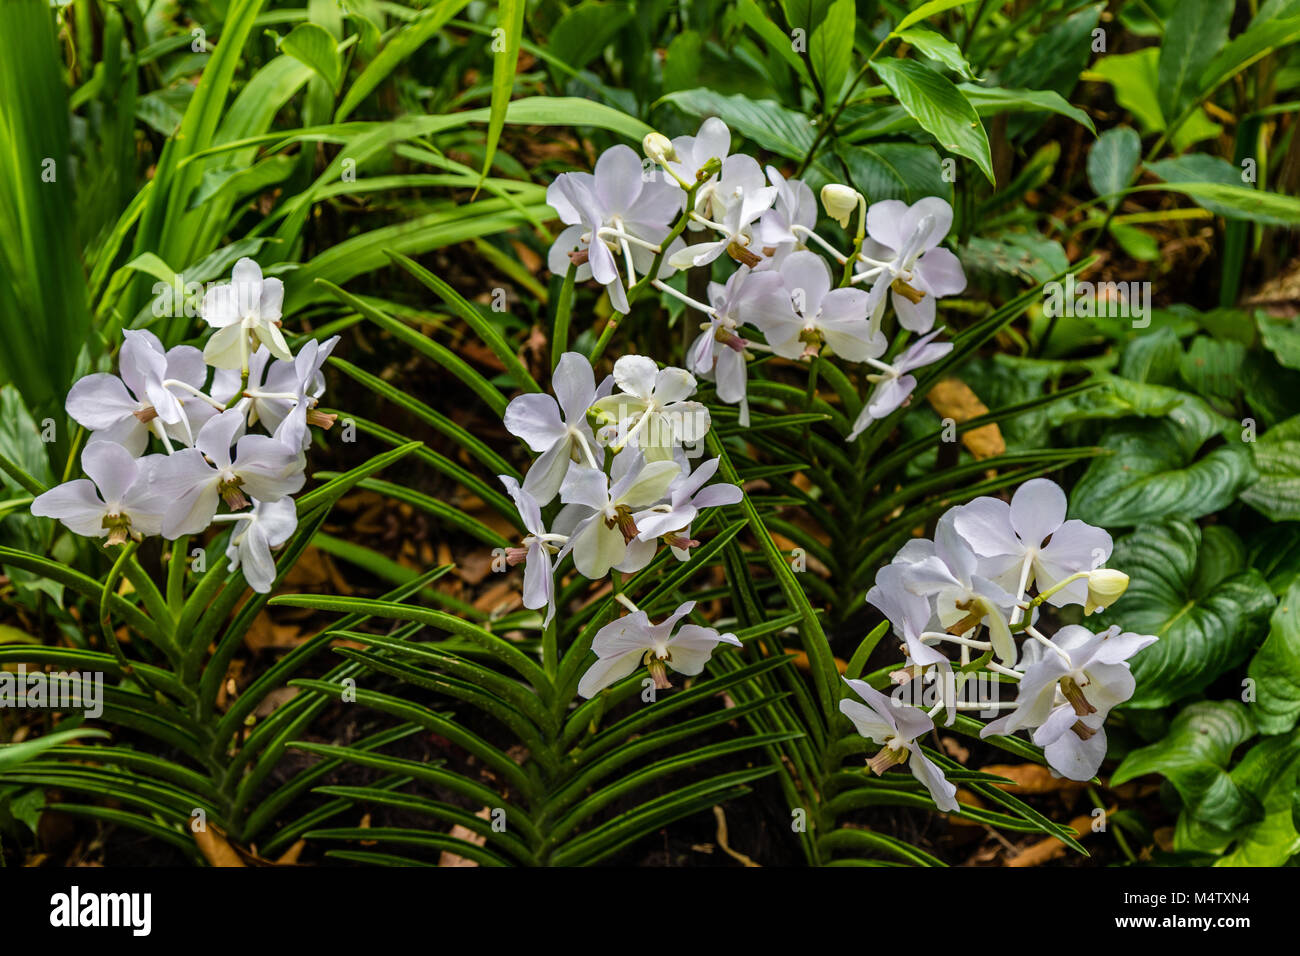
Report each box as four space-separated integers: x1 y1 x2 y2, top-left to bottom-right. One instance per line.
151 408 305 538
212 345 272 418
846 328 952 439
950 478 1113 609
667 116 732 208
901 512 1019 664
852 197 967 333
686 266 784 426
756 166 817 262
981 624 1157 780
748 251 883 362
31 442 165 545
558 452 679 579
634 457 742 559
546 145 683 312
590 355 710 462
840 677 959 812
201 258 290 370
219 498 298 594
503 351 603 504
668 155 777 270
866 563 948 673
499 476 566 626
265 337 342 452
214 337 340 446
66 330 207 455
577 599 741 698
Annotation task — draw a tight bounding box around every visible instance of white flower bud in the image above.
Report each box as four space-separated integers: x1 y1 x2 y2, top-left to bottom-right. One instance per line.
643 132 676 166
820 183 860 229
1085 568 1129 614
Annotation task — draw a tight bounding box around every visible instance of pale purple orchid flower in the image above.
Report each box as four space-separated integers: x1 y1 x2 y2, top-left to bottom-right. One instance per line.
981 624 1156 780
855 197 967 334
901 512 1019 664
31 442 165 544
558 452 679 579
668 155 777 270
867 563 949 674
66 329 207 455
499 476 563 627
214 337 340 449
546 145 683 312
590 355 710 462
847 328 953 439
667 117 732 217
201 258 290 369
577 599 741 698
840 677 959 812
503 352 602 505
748 251 883 363
951 478 1113 608
686 266 785 426
150 408 305 538
756 165 816 260
635 457 742 559
222 497 298 594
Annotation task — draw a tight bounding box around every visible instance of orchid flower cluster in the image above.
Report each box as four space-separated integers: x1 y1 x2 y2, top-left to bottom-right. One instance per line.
844 478 1156 810
499 351 743 697
518 118 980 703
31 258 339 593
546 118 965 435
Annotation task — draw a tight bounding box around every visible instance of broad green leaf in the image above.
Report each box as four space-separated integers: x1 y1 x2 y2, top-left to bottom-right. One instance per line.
1248 524 1300 596
1095 519 1275 707
279 22 342 90
1216 732 1300 866
995 3 1101 99
1200 15 1300 95
659 89 816 159
1178 336 1245 416
1242 414 1300 521
736 0 813 85
547 2 635 72
960 233 1068 285
956 85 1096 135
896 26 976 80
662 29 702 93
893 0 979 33
1246 579 1300 734
1257 313 1300 370
1069 399 1255 527
1087 126 1140 209
1144 154 1249 221
830 143 950 204
1136 181 1300 226
1156 0 1231 123
870 58 994 183
1090 48 1221 150
1112 701 1258 837
810 0 855 99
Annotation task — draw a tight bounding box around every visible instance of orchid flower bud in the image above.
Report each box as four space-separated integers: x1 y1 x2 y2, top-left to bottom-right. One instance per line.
1085 568 1130 614
642 132 676 166
820 183 860 229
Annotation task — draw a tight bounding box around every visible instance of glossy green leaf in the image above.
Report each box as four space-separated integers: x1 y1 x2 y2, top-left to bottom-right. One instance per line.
870 59 993 183
1095 519 1275 707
